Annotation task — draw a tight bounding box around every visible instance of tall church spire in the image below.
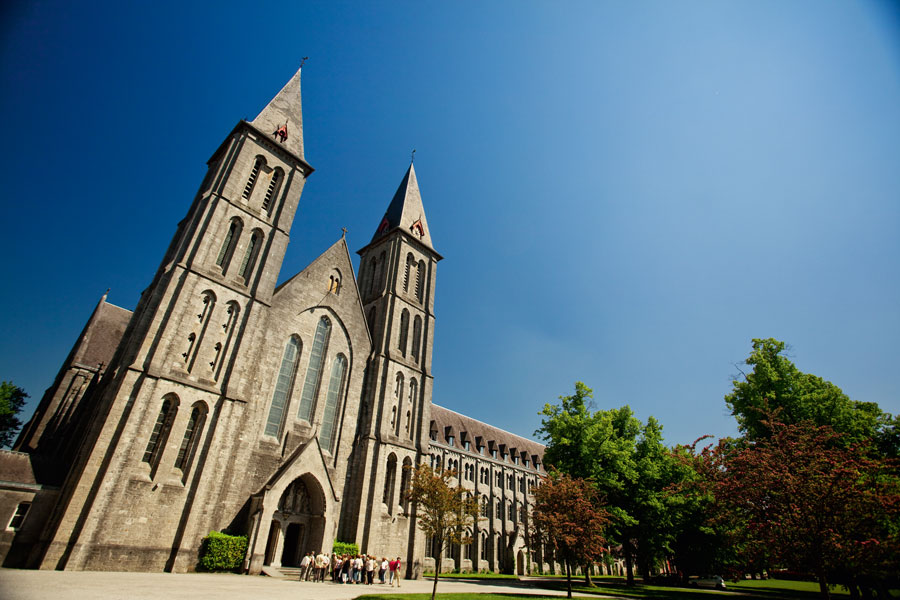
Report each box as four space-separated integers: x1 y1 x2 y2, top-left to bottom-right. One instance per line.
370 163 434 250
251 64 305 159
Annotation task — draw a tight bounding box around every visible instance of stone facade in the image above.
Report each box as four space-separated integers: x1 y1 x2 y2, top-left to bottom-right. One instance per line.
0 67 547 577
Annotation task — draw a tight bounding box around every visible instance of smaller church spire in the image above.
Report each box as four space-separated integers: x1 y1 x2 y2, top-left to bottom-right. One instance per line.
251 62 305 159
370 163 435 250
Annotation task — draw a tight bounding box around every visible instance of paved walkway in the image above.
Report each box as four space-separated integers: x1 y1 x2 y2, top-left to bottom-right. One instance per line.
0 569 578 600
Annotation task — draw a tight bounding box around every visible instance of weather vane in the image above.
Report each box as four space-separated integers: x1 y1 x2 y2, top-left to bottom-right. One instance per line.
411 148 416 164
300 56 309 68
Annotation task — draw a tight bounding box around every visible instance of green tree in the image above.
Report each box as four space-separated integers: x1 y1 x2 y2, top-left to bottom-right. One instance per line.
0 381 28 448
537 382 675 586
726 339 892 451
531 470 610 599
404 464 480 600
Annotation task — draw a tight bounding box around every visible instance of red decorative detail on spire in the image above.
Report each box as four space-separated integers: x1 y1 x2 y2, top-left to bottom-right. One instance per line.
273 122 288 143
377 216 390 235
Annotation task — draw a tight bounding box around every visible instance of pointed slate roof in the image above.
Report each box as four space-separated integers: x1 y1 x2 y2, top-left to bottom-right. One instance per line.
251 65 305 160
370 163 435 251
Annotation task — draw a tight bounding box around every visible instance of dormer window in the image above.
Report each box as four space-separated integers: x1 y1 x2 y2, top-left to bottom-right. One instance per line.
447 435 454 447
464 441 471 451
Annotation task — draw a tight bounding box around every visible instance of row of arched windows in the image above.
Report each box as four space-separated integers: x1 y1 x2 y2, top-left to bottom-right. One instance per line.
242 155 284 215
263 316 348 453
382 454 413 515
181 291 241 381
215 217 264 285
397 309 423 362
143 394 208 482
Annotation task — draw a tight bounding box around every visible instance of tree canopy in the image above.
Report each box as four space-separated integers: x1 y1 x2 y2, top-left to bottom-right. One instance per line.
726 339 893 452
530 470 609 598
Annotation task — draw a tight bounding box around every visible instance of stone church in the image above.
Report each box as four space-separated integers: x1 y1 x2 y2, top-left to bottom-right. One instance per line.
0 67 547 577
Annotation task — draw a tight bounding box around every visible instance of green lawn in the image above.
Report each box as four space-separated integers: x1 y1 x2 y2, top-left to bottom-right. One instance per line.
355 578 893 600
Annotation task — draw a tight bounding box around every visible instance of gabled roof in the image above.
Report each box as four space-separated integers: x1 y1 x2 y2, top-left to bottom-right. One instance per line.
250 65 305 160
368 163 435 252
430 404 545 470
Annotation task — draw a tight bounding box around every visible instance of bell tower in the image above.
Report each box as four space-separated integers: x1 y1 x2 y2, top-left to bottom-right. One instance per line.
340 162 441 565
35 66 315 571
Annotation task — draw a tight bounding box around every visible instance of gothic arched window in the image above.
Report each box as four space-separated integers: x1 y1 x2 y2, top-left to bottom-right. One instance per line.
265 336 301 437
404 253 414 292
238 229 263 283
143 395 179 470
400 456 413 511
319 354 347 453
383 453 397 512
262 167 283 213
175 402 207 478
215 217 243 274
411 315 422 361
407 378 418 439
297 316 332 422
242 156 265 200
398 309 409 356
415 259 426 302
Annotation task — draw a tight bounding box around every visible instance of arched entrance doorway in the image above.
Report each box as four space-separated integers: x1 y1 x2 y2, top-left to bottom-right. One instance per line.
516 549 525 575
262 474 326 568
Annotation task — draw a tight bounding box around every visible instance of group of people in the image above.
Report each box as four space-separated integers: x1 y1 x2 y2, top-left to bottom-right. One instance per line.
297 552 403 586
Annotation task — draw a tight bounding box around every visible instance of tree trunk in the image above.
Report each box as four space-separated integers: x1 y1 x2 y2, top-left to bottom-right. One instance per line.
817 571 830 600
565 559 573 599
432 553 441 600
584 563 593 586
623 539 635 586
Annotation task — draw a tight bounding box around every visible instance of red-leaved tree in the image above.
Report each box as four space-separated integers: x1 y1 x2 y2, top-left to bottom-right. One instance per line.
530 470 610 598
684 416 899 599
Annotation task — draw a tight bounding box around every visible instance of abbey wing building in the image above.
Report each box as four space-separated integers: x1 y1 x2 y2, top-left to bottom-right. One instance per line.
0 68 548 577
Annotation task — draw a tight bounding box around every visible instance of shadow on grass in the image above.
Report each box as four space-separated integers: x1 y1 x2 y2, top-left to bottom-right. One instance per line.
534 578 836 600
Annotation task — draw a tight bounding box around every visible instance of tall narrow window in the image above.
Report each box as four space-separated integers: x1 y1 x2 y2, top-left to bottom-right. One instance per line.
403 253 414 292
297 317 331 421
398 309 409 356
416 260 426 302
265 337 301 437
262 168 283 213
412 316 422 361
175 403 207 476
319 354 347 452
400 457 413 511
367 257 377 297
143 395 178 469
377 251 386 293
238 230 263 283
407 378 418 439
242 157 264 199
383 454 397 511
215 218 243 274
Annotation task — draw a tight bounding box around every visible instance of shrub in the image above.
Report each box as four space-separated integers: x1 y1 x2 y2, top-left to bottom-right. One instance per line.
198 530 248 572
332 540 359 556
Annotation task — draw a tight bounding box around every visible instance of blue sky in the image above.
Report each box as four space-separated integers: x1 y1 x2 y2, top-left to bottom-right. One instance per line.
1 0 898 447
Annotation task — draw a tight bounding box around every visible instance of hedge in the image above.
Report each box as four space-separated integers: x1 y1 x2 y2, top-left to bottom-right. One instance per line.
332 540 359 556
199 530 248 572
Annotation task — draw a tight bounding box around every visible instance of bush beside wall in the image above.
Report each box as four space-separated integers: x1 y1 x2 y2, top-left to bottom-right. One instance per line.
199 531 248 572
